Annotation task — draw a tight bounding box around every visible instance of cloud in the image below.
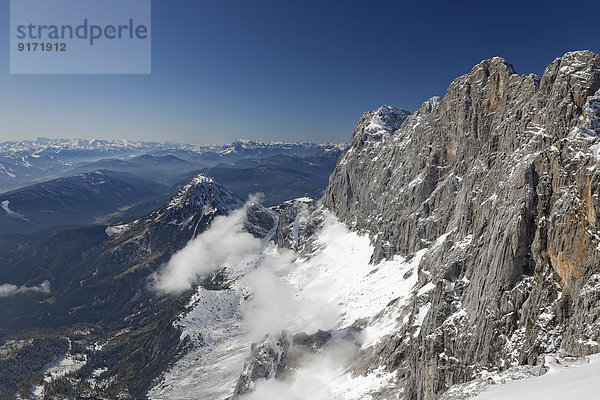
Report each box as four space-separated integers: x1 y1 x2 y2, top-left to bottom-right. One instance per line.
240 246 340 342
240 338 359 400
0 281 50 298
237 211 367 398
152 201 264 295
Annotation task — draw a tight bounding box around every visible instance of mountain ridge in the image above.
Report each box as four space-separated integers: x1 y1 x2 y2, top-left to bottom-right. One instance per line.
2 51 600 400
322 49 600 399
0 139 344 193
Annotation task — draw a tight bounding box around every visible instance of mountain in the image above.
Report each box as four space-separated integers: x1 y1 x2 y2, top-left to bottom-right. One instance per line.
0 138 168 192
152 50 600 400
170 152 341 206
225 152 339 184
319 50 600 399
0 170 170 234
73 154 204 185
0 139 344 193
3 51 600 400
0 146 343 232
222 152 338 175
0 174 277 399
199 165 325 206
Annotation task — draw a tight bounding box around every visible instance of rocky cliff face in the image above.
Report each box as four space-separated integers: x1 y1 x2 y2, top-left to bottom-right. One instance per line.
323 50 600 399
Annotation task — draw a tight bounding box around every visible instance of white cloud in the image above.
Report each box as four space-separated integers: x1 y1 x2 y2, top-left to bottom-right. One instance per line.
152 201 263 295
241 338 360 400
240 245 339 342
0 280 50 297
152 204 381 398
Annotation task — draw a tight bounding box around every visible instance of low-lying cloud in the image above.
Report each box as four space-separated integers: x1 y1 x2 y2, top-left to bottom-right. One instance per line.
152 201 263 295
240 246 339 342
241 338 360 400
0 280 50 298
152 200 363 397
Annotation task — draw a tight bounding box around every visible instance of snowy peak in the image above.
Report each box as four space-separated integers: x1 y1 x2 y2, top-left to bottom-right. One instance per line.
543 50 600 90
156 174 244 226
221 139 345 157
362 105 412 138
418 96 442 115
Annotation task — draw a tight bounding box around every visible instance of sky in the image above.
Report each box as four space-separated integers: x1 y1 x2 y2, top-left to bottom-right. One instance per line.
1 0 599 145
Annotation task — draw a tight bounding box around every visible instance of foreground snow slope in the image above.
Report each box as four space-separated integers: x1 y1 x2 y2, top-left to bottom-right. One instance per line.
473 354 600 400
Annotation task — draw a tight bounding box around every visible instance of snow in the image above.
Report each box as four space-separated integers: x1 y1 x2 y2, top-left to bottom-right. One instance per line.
150 209 426 398
481 194 498 206
91 367 107 377
417 281 436 296
166 174 214 211
472 353 600 400
362 106 411 141
454 234 473 249
105 223 130 237
1 200 27 220
285 213 428 345
0 163 16 177
441 364 540 400
291 197 313 203
321 367 398 400
413 303 431 335
150 340 247 400
590 143 600 161
0 339 33 358
148 262 254 400
31 340 87 399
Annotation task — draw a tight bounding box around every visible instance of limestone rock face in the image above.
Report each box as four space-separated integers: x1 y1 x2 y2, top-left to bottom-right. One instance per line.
323 50 600 399
231 328 354 398
232 331 293 398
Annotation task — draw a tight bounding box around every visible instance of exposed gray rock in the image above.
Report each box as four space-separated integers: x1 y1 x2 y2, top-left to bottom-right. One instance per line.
232 331 293 398
231 327 361 398
323 50 600 399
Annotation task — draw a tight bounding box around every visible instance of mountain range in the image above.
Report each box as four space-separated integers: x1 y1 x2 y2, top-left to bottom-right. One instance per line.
0 138 343 193
0 141 342 234
1 50 600 400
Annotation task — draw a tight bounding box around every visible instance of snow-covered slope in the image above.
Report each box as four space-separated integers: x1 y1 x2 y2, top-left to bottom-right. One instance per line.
147 202 455 399
472 353 600 400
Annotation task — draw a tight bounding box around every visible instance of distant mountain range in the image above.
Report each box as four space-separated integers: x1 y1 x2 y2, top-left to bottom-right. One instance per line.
0 138 344 192
0 140 343 234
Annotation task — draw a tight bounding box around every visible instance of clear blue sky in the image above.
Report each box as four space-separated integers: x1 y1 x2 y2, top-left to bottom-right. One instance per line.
1 0 599 144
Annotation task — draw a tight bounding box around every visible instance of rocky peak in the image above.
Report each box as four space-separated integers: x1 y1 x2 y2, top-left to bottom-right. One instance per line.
471 56 517 75
333 106 412 190
351 105 412 143
323 51 600 399
156 174 244 226
537 50 600 137
419 96 442 114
